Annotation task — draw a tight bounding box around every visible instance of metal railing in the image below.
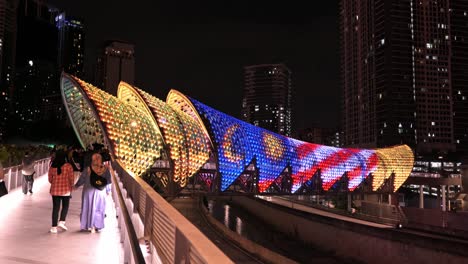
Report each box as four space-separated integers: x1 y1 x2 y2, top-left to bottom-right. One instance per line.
1 158 51 192
111 160 233 264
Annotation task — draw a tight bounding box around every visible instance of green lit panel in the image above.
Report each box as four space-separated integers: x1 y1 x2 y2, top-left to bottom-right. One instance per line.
61 76 106 149
66 75 164 177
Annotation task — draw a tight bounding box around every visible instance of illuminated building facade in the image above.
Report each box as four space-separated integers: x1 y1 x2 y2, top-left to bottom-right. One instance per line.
13 0 60 135
0 0 17 141
242 64 292 137
61 74 414 195
341 0 468 160
56 12 84 78
0 0 17 89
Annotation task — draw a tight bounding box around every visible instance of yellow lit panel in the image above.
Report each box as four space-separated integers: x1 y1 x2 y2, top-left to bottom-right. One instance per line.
166 89 213 148
373 145 414 192
61 74 164 177
119 83 211 187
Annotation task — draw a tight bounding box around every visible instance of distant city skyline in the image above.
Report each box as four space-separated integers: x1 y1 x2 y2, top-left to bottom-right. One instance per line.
341 0 468 158
46 0 341 131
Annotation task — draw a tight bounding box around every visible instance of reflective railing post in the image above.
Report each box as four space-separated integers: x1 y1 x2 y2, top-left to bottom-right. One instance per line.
2 158 50 192
107 160 232 264
109 162 146 264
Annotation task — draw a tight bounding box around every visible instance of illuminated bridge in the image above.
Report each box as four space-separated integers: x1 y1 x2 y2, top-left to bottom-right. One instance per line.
60 73 414 197
3 74 464 264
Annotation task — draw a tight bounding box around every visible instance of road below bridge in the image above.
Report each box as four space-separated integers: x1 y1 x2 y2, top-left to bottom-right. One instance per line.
170 196 356 264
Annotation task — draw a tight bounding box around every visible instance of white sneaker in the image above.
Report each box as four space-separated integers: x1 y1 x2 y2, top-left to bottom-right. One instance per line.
50 227 58 233
58 221 68 231
91 227 96 233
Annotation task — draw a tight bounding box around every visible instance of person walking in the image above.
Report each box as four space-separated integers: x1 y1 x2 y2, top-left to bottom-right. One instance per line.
0 145 8 197
22 152 35 194
75 153 111 233
48 150 75 233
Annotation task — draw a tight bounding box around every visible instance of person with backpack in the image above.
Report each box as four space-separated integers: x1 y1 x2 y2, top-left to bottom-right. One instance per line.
48 150 75 233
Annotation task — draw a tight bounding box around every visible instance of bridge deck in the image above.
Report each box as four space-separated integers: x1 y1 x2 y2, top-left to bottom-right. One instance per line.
0 173 123 264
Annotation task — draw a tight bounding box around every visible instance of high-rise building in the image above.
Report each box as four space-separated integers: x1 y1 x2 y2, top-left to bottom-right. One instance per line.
15 0 58 72
56 12 84 78
450 1 468 157
242 64 292 136
0 0 17 90
0 0 18 141
297 127 344 147
13 0 60 135
341 0 468 159
96 40 135 95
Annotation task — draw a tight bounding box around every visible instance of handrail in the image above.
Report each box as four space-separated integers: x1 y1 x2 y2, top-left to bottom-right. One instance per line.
112 160 233 264
1 158 51 192
109 163 146 264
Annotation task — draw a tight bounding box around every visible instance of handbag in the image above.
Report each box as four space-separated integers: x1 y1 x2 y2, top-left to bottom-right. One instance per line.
90 170 107 190
0 181 8 197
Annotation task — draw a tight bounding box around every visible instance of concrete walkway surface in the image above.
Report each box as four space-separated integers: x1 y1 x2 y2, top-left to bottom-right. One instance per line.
0 173 124 264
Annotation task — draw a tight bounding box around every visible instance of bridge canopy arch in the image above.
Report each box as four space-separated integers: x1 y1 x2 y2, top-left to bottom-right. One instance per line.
61 73 164 177
118 83 211 188
62 74 414 194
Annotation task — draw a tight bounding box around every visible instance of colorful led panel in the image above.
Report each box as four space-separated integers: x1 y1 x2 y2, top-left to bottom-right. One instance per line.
345 149 378 191
251 130 291 192
61 76 107 149
374 145 414 192
186 96 414 193
118 83 211 187
61 74 414 193
61 74 164 177
166 90 212 143
189 99 254 191
189 98 296 192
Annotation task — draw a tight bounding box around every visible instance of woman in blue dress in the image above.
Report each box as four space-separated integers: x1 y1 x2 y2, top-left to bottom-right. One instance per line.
75 153 112 233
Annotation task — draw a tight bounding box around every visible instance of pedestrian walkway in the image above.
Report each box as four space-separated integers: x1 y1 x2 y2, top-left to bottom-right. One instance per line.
0 173 124 264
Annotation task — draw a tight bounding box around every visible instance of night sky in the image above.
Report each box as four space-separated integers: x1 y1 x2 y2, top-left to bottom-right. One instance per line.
49 1 340 132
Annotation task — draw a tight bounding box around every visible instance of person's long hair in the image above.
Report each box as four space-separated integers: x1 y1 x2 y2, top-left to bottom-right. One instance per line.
51 150 67 175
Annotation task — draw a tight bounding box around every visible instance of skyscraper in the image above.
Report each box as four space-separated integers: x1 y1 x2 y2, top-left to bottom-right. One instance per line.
96 40 135 95
0 0 18 141
56 12 84 78
341 0 468 159
242 64 292 136
0 0 17 90
450 1 468 157
13 0 60 135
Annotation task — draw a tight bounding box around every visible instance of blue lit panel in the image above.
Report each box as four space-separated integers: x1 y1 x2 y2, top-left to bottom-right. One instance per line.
346 150 378 191
248 128 291 192
191 99 253 191
190 99 294 192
